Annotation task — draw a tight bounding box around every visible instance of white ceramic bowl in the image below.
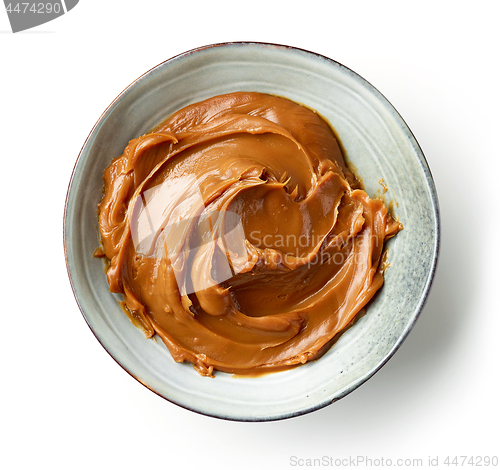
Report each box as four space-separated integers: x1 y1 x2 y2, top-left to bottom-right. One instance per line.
64 42 440 421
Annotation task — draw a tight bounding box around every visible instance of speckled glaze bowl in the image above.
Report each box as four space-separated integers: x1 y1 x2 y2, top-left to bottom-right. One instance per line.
64 42 440 421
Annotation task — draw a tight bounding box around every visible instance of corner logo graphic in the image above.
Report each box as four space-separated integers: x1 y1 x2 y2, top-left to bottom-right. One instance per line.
3 1 78 32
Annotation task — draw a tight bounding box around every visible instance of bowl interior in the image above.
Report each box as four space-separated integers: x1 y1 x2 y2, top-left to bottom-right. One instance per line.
65 43 439 421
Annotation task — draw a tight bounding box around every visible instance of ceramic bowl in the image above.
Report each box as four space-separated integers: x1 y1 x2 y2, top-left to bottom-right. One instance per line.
64 42 440 421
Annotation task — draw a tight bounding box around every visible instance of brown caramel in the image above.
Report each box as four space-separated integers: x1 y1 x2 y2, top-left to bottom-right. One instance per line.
98 92 401 377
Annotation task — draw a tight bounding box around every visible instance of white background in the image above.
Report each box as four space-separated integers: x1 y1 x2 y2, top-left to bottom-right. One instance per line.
1 1 498 469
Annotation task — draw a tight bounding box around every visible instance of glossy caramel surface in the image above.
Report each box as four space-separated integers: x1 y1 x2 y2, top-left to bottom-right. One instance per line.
98 92 401 376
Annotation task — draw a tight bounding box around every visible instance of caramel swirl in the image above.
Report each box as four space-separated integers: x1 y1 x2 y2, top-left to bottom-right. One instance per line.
98 92 402 376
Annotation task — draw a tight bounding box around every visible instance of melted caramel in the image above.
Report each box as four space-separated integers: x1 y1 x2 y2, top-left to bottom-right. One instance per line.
98 92 402 377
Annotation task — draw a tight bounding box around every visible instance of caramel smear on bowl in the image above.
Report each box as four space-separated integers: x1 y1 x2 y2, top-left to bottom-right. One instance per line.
98 92 402 377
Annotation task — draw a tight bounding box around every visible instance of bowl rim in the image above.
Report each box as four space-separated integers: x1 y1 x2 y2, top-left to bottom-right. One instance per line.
63 41 441 421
